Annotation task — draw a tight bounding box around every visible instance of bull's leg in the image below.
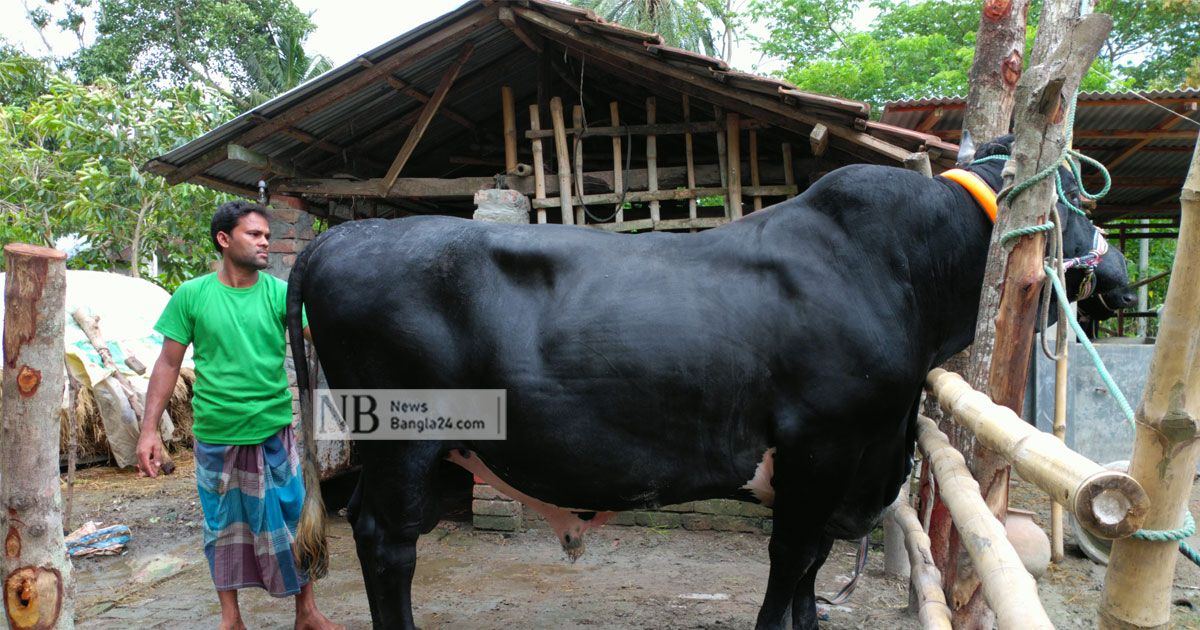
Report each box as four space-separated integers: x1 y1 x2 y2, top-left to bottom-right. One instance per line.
755 445 855 630
791 536 835 630
349 447 442 630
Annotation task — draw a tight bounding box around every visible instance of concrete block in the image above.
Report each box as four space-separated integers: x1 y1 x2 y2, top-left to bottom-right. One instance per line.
472 484 511 501
608 512 637 526
635 511 682 528
659 502 694 512
681 514 714 531
473 514 521 532
473 188 531 224
473 499 521 517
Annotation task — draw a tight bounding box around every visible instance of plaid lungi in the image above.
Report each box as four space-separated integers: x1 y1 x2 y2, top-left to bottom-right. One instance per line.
194 425 309 597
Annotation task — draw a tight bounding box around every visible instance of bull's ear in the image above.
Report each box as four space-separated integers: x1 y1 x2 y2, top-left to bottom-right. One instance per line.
956 130 975 167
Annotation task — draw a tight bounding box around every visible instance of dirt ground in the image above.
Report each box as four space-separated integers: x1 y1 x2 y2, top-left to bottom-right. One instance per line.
65 452 1200 629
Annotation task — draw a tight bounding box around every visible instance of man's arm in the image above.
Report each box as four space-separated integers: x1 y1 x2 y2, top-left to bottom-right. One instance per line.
136 338 188 478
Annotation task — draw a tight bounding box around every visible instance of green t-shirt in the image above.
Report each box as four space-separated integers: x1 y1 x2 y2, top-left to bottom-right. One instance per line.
154 272 306 445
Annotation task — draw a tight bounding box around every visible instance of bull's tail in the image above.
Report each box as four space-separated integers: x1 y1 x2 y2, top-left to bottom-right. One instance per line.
287 237 328 581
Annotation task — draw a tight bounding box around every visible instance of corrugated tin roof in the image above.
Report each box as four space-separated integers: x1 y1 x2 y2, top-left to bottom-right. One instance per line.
880 89 1200 222
148 0 945 200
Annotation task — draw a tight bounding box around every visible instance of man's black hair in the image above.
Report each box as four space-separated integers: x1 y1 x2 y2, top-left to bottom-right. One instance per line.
210 201 270 253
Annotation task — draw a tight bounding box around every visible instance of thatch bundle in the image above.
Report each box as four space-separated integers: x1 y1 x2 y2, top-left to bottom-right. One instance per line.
58 368 196 462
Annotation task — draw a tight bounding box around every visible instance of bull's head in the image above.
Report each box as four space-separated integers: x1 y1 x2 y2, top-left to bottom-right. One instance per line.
970 135 1133 324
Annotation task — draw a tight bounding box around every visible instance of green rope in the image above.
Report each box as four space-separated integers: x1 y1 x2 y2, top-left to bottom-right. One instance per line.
1132 512 1196 542
1069 150 1113 200
1043 264 1137 427
1000 223 1055 246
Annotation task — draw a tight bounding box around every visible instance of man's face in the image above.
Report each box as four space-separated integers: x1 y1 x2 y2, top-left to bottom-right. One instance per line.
217 212 270 270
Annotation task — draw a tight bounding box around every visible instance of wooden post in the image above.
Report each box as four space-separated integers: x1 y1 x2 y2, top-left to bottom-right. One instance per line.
929 0 1031 617
715 106 729 215
502 86 518 174
781 143 795 198
1099 137 1200 630
917 415 1052 630
610 102 624 224
72 309 175 475
1 243 74 630
682 95 697 220
810 124 829 157
949 7 1112 627
646 97 660 224
64 374 79 531
572 104 585 226
529 104 548 224
549 97 574 225
749 130 762 211
726 112 742 220
1051 329 1070 563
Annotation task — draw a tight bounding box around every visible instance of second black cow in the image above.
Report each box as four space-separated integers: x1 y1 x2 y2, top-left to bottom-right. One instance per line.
287 135 1130 629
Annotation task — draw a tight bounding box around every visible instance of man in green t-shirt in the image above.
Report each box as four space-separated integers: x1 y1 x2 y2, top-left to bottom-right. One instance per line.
138 201 341 630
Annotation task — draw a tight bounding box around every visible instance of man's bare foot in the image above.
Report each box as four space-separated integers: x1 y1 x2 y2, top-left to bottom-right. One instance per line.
218 617 247 630
295 606 345 630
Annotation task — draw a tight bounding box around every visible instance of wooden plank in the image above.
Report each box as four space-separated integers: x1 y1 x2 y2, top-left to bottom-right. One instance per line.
810 123 829 156
610 101 624 223
683 95 697 219
916 107 945 132
381 43 475 195
530 104 547 224
782 142 795 197
726 112 742 220
715 106 728 214
524 119 767 139
502 87 518 173
531 185 796 209
385 75 476 130
164 7 493 185
227 144 304 178
572 104 585 225
550 97 575 225
750 129 762 211
647 97 660 223
498 6 543 52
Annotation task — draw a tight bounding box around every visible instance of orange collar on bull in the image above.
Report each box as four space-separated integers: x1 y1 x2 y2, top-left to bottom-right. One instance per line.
939 169 998 223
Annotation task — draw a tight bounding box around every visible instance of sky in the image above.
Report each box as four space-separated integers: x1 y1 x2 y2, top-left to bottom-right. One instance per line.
0 0 794 75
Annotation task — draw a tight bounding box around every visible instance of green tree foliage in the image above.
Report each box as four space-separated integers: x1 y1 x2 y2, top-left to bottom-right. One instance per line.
751 0 1198 112
572 0 740 60
28 0 330 108
0 50 235 290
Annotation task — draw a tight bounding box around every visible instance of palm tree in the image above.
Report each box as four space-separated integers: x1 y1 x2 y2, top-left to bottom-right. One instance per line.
242 23 333 107
573 0 739 61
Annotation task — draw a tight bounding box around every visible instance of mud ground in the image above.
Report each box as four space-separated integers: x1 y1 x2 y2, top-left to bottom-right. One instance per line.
66 452 1200 629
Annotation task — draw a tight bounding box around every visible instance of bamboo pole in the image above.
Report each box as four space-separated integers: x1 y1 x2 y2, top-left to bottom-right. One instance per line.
610 101 624 224
750 130 762 211
715 106 729 215
885 483 912 578
549 97 574 225
529 104 548 224
1100 137 1200 630
916 415 1052 630
893 500 953 630
1 243 75 630
646 97 660 224
781 143 795 198
682 94 697 220
927 368 1148 539
1051 335 1069 563
502 86 518 173
572 104 585 226
726 112 742 219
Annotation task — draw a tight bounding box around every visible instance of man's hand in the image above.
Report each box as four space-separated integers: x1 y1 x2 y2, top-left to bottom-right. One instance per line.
136 432 164 478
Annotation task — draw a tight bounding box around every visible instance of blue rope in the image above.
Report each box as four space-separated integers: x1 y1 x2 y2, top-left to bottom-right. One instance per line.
1043 264 1137 427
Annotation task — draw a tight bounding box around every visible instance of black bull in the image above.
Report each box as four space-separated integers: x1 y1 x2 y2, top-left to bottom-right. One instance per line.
287 137 1130 629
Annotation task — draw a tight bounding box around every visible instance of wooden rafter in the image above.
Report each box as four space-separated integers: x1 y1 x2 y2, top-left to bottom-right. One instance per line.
499 7 543 52
1102 106 1198 171
385 75 476 130
510 7 910 164
380 42 475 194
915 107 944 132
160 7 494 185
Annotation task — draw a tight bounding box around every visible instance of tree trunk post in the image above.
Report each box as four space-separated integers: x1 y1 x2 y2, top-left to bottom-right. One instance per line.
2 243 74 630
951 7 1113 627
1098 138 1200 630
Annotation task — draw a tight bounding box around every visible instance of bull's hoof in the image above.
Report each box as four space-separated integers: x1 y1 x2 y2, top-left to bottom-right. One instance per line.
561 532 585 562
